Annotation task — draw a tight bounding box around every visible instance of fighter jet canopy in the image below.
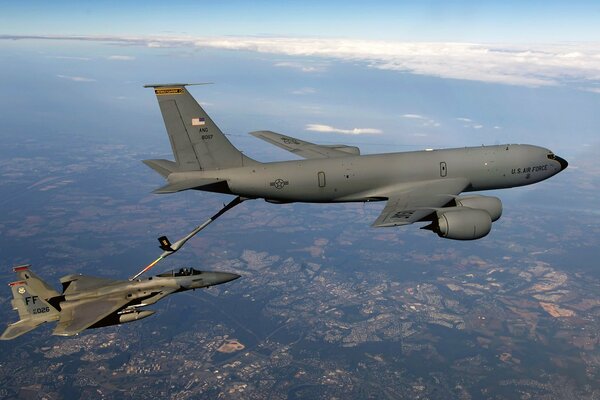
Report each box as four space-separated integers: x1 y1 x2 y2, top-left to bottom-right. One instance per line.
156 268 203 277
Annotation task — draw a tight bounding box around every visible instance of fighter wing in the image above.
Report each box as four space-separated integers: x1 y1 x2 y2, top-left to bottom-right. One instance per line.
372 178 470 227
53 296 131 336
60 274 124 295
250 130 360 159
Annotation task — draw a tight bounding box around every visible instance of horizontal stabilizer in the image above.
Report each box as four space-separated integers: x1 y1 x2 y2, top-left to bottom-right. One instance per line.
153 177 222 194
1 319 46 340
143 159 178 178
250 130 360 159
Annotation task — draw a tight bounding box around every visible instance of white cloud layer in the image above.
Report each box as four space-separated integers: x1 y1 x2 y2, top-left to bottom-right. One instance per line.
456 116 489 130
107 55 135 61
6 34 600 87
306 123 381 135
56 74 95 82
402 113 440 127
47 55 91 61
274 61 324 73
291 87 317 95
176 37 600 87
402 114 426 119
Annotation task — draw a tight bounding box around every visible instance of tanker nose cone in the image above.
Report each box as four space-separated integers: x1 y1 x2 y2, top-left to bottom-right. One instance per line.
555 155 568 171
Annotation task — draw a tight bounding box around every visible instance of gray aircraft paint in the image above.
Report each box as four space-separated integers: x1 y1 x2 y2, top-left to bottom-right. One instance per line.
167 144 560 202
143 84 567 239
1 265 239 340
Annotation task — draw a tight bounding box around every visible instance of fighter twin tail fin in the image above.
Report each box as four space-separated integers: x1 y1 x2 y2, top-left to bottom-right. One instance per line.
1 265 60 340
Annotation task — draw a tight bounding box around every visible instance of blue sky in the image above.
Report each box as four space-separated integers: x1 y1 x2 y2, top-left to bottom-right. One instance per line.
2 1 600 41
0 1 599 168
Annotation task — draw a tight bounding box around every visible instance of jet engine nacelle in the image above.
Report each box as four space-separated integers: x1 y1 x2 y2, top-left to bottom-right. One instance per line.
454 195 502 222
434 207 492 240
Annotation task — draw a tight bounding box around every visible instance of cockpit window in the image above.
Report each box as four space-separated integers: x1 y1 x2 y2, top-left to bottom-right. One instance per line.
156 268 202 277
547 153 556 160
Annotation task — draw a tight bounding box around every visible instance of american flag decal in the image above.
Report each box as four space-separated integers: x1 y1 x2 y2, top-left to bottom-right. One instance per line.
192 117 206 126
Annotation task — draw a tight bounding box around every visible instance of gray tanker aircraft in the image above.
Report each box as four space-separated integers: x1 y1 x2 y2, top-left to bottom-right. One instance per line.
1 265 239 340
143 84 568 241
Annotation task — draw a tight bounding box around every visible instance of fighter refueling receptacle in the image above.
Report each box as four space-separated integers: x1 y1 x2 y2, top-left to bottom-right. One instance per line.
1 265 239 340
143 84 567 241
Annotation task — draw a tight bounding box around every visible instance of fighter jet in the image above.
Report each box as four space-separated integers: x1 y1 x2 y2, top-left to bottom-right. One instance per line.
143 84 568 241
0 264 239 340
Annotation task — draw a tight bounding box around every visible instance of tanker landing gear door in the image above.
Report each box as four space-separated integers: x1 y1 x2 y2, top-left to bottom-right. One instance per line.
318 171 326 187
440 162 447 177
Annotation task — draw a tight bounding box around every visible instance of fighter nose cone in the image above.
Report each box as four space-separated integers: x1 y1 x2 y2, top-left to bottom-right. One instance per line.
555 155 568 171
214 272 241 284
